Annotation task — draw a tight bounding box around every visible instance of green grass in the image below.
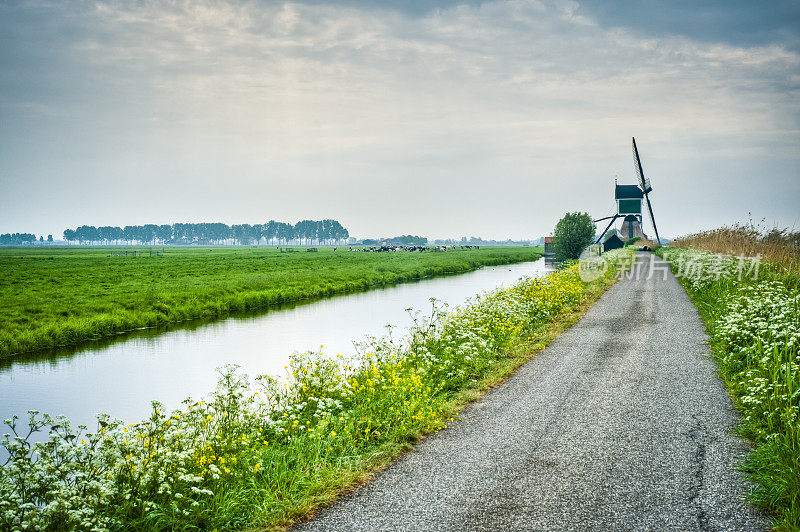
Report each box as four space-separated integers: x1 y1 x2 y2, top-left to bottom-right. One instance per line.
0 246 542 358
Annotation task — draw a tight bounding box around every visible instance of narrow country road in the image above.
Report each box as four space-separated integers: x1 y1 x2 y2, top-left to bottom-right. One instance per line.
295 252 767 531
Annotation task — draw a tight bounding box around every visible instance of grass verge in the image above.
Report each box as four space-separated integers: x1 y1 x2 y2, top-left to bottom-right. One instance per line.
657 246 800 530
0 248 634 531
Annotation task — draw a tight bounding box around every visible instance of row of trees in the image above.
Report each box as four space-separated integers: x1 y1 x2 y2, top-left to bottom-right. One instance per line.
0 233 50 245
360 236 427 246
62 220 350 246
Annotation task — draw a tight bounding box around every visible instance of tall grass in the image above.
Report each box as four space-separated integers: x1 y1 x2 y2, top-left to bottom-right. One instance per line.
0 246 542 358
670 223 800 275
0 249 635 531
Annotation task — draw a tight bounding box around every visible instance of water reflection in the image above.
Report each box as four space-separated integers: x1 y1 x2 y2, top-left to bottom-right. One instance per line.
1 259 551 429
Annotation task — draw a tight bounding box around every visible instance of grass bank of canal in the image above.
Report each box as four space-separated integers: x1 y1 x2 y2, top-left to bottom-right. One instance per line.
0 248 634 531
0 246 541 359
1 258 552 432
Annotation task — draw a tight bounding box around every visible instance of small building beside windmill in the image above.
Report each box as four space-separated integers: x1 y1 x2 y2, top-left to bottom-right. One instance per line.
602 232 625 252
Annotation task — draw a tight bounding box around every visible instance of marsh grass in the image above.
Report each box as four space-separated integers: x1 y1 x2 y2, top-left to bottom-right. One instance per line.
0 249 634 531
0 246 542 358
670 223 800 275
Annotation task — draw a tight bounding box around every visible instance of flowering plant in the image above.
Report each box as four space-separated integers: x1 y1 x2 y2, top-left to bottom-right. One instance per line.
2 248 634 530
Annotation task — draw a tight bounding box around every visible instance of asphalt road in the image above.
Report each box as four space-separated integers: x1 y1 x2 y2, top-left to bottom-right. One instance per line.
295 252 767 531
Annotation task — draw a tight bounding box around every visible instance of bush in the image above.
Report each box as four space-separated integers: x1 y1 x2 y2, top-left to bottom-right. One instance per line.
625 237 639 246
553 212 596 261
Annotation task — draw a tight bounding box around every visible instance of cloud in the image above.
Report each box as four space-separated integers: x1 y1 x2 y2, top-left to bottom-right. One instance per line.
58 0 796 147
0 0 798 238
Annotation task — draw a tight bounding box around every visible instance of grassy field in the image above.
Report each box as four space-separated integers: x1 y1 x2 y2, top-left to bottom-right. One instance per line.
0 248 634 531
657 244 799 530
0 246 542 358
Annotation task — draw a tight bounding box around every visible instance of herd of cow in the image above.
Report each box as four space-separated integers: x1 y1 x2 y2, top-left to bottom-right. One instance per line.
339 245 481 253
277 245 483 253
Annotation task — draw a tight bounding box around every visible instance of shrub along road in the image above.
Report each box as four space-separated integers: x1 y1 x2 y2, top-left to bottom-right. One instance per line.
296 253 767 531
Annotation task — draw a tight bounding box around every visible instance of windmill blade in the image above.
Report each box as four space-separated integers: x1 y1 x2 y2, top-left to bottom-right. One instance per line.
632 137 660 244
632 137 652 193
644 193 662 245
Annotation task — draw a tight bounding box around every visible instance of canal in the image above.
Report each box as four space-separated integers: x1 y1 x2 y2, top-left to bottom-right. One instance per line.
1 258 553 430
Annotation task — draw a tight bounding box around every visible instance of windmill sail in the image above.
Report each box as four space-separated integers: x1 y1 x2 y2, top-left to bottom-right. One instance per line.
632 137 661 245
632 138 651 193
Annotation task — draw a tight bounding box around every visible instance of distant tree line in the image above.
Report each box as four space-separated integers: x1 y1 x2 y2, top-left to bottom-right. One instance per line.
431 236 534 246
385 235 428 245
0 233 38 245
61 220 349 246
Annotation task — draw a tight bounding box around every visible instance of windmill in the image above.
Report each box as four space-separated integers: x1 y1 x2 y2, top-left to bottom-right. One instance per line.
594 137 662 246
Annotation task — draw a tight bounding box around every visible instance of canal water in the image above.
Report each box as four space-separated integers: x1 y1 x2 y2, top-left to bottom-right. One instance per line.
1 259 553 430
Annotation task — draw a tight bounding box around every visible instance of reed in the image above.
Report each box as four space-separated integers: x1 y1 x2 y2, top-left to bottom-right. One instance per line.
670 223 800 275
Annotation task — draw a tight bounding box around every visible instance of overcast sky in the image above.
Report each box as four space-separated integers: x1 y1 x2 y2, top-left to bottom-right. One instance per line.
1 0 798 240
